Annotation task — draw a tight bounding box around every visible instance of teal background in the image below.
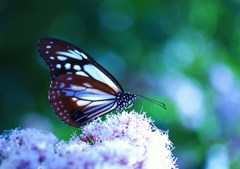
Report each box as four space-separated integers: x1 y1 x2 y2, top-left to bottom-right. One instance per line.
1 0 240 168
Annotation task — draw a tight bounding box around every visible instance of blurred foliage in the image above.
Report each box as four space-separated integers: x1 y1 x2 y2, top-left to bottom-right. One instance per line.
1 0 240 168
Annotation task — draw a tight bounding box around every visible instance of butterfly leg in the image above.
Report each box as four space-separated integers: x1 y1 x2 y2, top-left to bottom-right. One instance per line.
138 101 144 114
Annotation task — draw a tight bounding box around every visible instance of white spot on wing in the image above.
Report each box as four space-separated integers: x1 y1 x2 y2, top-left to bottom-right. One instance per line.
74 49 81 54
88 100 114 107
57 56 67 61
72 98 78 101
80 52 88 59
46 45 51 49
73 65 81 71
83 82 92 88
76 71 88 77
50 56 54 60
56 50 83 60
75 88 115 100
56 64 61 69
65 63 71 69
84 64 119 90
76 100 91 106
60 83 65 88
69 85 86 91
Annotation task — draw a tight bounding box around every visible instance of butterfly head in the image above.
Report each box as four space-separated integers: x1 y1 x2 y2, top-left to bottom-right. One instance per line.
116 92 137 112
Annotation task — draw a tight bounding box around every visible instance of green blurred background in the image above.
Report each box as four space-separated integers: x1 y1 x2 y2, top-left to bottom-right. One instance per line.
1 0 240 168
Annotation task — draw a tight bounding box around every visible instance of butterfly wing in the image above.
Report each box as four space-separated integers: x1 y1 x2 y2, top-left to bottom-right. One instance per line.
38 38 123 92
50 74 119 127
38 38 124 127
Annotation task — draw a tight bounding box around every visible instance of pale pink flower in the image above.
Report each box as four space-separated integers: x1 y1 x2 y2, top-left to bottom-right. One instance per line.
0 111 177 169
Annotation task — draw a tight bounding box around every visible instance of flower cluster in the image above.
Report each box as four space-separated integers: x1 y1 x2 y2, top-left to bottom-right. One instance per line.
0 111 177 169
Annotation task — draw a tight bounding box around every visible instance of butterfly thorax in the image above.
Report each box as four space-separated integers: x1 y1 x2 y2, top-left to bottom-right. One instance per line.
116 92 137 112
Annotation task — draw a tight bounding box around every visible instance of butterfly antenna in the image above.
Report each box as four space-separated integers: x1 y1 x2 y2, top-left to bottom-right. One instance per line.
138 95 167 110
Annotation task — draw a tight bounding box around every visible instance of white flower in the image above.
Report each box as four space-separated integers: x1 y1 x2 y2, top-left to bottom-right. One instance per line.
0 111 178 169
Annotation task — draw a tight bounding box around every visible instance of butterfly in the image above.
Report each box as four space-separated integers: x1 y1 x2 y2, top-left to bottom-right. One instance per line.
38 38 166 127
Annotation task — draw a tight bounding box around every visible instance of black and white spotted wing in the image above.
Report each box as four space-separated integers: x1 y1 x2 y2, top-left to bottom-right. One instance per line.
38 38 137 127
38 38 123 91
